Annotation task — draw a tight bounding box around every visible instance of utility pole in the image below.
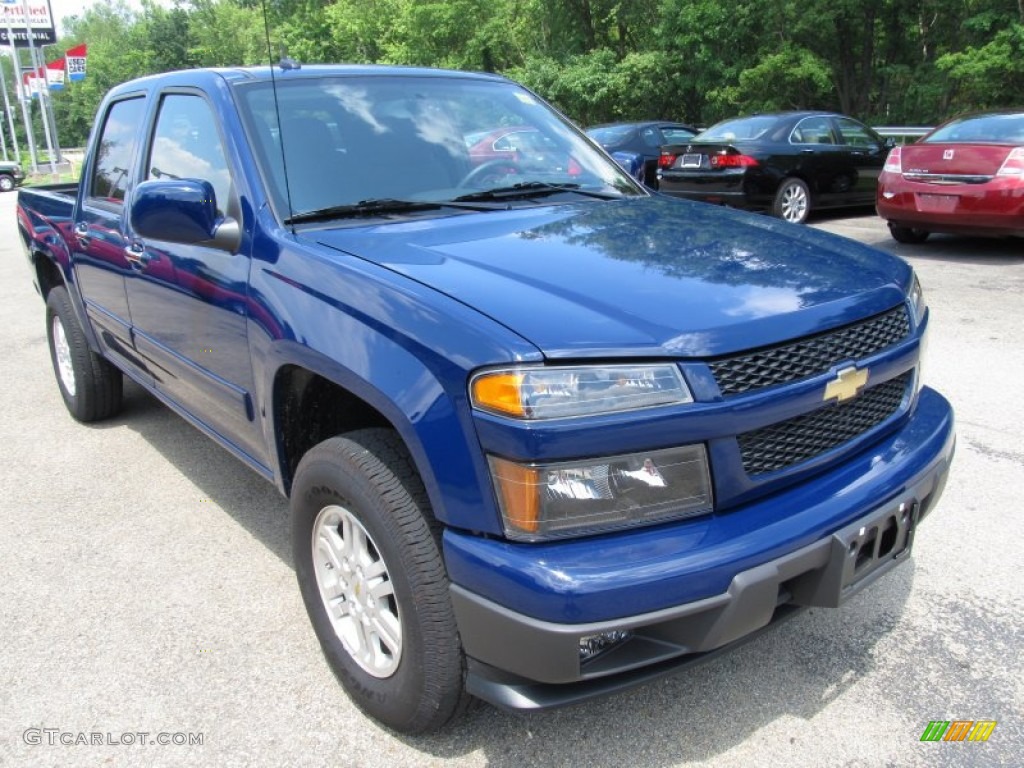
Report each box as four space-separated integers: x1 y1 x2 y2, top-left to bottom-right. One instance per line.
41 46 61 163
0 54 18 162
0 98 7 160
3 9 36 172
22 1 56 174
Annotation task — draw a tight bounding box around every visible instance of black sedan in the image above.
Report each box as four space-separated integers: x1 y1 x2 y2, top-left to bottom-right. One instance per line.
657 112 894 223
586 121 698 188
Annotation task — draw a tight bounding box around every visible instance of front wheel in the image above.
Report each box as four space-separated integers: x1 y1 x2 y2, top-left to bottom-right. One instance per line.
0 174 15 192
889 224 930 244
290 429 467 734
772 178 811 224
45 286 123 422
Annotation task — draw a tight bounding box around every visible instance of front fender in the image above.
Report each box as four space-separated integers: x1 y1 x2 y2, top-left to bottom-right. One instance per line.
258 334 501 534
247 226 541 535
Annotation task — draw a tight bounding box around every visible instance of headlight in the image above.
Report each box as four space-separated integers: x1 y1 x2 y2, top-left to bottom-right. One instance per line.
488 444 713 541
909 273 928 395
470 364 692 420
909 273 926 325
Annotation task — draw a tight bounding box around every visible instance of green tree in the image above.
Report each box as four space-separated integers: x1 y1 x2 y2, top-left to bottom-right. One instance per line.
24 0 1024 152
712 49 833 115
187 0 267 66
51 2 152 147
937 23 1024 111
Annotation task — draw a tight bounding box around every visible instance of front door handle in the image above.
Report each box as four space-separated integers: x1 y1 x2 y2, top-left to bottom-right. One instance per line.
73 222 90 247
124 242 151 268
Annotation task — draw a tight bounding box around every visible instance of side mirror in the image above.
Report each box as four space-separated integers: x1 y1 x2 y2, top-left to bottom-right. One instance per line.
883 137 897 150
130 179 241 254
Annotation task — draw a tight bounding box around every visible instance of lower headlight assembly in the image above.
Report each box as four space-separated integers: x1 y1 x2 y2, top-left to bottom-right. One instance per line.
489 444 713 541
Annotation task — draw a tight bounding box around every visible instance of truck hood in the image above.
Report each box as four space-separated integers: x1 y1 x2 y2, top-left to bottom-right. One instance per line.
312 197 910 358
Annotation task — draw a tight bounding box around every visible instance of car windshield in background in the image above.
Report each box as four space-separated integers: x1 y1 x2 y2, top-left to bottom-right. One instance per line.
661 127 697 143
926 113 1024 144
235 75 641 221
586 125 635 145
696 116 779 143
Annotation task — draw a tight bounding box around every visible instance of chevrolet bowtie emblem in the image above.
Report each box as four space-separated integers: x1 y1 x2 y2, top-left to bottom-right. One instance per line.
824 366 868 403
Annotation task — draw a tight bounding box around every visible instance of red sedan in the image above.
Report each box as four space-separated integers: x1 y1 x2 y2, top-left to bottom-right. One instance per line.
876 110 1024 242
466 126 581 177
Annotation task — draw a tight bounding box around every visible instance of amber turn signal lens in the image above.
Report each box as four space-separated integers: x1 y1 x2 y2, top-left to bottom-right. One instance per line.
471 372 525 418
488 456 540 533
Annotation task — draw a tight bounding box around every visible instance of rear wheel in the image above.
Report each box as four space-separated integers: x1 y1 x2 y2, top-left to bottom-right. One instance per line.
45 286 123 422
772 178 811 224
889 224 930 244
290 429 467 734
0 174 15 192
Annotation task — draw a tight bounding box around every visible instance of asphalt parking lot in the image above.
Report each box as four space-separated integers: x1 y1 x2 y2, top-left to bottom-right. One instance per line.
1 192 1021 768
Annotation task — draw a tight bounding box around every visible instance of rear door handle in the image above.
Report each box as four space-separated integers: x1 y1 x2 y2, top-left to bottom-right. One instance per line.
73 222 90 246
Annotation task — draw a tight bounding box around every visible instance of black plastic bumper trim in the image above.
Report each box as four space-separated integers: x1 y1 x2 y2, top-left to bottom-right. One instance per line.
452 474 944 709
465 604 806 712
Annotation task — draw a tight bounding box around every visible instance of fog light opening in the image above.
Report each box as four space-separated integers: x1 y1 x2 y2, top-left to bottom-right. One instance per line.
578 630 633 663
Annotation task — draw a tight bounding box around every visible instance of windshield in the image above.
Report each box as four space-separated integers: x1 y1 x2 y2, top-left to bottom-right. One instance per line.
696 116 779 143
926 113 1024 144
235 74 642 220
586 125 634 146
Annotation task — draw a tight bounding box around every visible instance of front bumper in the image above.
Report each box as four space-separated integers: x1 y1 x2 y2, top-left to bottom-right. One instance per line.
445 387 954 709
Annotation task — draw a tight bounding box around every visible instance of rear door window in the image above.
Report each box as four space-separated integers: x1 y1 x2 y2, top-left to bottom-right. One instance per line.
835 117 881 148
640 127 661 148
89 98 147 204
791 117 837 145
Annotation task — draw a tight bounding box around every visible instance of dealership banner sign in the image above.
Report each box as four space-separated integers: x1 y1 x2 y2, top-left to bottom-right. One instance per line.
65 43 86 81
46 57 65 90
0 0 57 47
22 68 42 98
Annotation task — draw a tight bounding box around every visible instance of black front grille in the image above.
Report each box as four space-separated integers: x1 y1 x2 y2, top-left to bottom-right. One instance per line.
710 306 910 396
738 373 911 476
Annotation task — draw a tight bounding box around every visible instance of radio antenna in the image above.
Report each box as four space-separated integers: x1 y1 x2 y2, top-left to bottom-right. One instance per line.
261 0 296 232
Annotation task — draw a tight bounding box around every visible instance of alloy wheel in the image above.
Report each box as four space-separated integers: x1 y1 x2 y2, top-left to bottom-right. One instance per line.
312 504 402 678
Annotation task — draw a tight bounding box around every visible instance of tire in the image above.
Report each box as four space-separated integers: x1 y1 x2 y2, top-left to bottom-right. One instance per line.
0 174 15 192
45 286 123 422
772 178 811 224
290 429 467 734
889 224 930 244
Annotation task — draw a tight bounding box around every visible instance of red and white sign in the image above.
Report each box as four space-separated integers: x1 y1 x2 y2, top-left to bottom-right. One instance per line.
66 43 86 81
22 68 43 98
46 57 65 90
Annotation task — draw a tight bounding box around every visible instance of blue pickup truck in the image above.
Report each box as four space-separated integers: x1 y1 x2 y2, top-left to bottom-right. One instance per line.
17 64 954 733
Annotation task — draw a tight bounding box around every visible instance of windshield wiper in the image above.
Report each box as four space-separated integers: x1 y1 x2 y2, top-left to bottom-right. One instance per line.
452 181 624 204
285 198 491 225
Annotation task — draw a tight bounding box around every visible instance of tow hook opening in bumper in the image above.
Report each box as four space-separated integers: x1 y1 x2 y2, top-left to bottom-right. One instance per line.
785 499 919 610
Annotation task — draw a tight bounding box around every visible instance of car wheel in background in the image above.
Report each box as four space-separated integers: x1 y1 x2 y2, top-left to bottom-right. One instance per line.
0 175 15 192
772 178 811 224
290 429 468 734
889 224 930 244
45 286 124 422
